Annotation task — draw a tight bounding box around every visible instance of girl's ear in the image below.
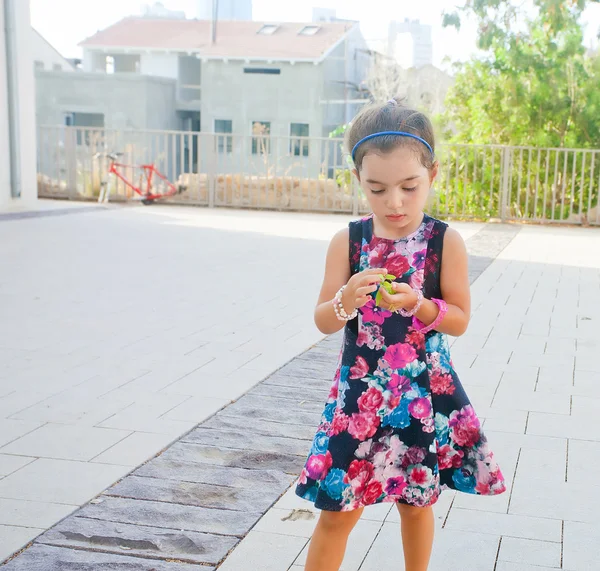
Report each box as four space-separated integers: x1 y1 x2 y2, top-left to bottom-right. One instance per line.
352 168 360 182
429 161 439 185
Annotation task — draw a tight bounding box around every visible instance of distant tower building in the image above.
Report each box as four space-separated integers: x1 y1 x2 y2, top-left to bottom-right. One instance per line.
197 0 253 21
141 2 186 19
388 19 433 68
312 7 337 22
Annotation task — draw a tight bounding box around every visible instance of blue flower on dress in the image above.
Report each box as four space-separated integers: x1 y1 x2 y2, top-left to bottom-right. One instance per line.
403 360 426 378
340 366 350 383
322 468 349 500
300 485 318 502
382 397 411 429
435 413 449 446
323 402 336 422
452 469 476 494
426 333 443 353
310 431 329 456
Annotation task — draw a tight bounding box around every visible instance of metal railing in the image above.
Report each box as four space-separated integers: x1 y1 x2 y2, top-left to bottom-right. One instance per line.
36 125 600 225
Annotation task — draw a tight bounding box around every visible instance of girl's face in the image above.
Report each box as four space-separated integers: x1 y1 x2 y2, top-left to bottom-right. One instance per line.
354 146 438 238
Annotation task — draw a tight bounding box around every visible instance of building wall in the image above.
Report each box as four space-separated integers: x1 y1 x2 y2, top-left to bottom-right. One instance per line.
35 71 178 130
31 28 75 72
1 0 37 209
140 53 178 79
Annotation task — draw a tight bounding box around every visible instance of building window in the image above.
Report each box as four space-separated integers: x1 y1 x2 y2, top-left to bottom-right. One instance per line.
53 63 62 71
243 68 281 75
258 24 279 35
251 122 271 155
290 123 309 157
215 119 233 153
299 25 320 36
34 61 44 70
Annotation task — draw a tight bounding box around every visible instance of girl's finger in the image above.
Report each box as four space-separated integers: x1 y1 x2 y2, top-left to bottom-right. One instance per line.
356 295 371 307
356 284 378 296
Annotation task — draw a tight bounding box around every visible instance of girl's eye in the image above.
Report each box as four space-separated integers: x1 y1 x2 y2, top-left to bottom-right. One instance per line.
370 188 385 194
403 186 418 192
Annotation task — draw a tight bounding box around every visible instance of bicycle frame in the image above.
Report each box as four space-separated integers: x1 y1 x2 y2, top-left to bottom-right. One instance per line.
108 161 179 202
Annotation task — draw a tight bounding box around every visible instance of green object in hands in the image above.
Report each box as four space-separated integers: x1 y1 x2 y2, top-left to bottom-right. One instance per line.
375 274 397 307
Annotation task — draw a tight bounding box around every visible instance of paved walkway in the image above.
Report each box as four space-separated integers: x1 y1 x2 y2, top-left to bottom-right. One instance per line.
1 204 599 570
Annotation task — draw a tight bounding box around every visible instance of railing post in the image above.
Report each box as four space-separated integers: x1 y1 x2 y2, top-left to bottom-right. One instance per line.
208 133 216 208
500 146 512 221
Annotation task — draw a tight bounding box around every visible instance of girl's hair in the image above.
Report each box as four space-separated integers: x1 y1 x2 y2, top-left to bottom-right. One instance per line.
345 98 436 171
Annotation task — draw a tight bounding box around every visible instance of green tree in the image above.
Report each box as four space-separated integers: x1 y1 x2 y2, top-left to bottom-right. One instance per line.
443 0 600 147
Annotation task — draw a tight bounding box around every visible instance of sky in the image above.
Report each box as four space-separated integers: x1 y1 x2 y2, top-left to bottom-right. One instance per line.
30 0 600 69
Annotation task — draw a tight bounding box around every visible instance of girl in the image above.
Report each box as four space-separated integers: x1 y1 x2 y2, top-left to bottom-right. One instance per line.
295 100 506 571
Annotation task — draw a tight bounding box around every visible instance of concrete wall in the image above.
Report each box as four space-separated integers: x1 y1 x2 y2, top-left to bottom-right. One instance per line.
1 0 38 209
141 53 178 79
36 71 178 130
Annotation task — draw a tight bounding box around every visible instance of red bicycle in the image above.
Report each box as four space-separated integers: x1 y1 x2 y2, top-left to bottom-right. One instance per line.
95 152 185 205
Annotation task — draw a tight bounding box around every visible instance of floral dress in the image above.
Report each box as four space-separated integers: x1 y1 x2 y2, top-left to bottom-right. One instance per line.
295 214 506 512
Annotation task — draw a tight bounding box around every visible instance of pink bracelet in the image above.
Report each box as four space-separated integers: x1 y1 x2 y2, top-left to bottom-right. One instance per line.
412 298 448 334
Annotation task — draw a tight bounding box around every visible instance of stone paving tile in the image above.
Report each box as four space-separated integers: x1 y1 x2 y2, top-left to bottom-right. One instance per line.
38 516 236 565
0 526 45 564
77 496 262 537
1 544 209 570
133 458 294 490
106 475 278 513
497 537 561 568
200 415 317 441
181 427 311 456
159 441 305 474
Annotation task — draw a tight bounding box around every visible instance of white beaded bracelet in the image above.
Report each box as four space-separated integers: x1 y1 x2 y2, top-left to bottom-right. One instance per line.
399 288 424 317
332 285 358 321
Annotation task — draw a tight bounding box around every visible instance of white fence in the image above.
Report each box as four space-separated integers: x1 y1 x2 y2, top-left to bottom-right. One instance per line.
37 126 600 225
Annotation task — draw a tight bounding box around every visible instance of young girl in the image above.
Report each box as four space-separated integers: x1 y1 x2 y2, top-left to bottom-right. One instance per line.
295 100 506 571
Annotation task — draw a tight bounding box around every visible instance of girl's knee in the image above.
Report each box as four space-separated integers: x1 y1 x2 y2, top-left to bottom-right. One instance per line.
397 503 433 519
318 508 363 533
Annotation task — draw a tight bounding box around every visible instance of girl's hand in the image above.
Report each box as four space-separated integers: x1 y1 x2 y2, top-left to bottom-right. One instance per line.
379 282 418 313
341 267 387 312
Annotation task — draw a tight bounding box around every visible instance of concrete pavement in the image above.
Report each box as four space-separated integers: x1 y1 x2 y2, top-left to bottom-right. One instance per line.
1 204 599 570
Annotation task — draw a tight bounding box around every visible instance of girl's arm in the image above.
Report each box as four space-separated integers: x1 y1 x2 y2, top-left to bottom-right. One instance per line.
314 228 385 335
414 227 471 337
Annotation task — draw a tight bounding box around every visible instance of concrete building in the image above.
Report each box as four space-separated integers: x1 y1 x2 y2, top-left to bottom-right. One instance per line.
35 17 371 184
197 0 252 21
1 0 38 209
388 19 433 68
32 27 76 72
36 18 370 136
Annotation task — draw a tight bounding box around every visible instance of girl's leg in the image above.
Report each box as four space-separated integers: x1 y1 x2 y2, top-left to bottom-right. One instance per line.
304 507 364 571
397 503 435 571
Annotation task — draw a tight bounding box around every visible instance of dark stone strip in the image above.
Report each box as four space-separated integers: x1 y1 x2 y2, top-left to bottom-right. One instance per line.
0 205 111 222
2 221 520 569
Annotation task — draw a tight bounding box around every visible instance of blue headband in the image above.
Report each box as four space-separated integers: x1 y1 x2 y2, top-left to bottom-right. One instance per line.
351 131 434 163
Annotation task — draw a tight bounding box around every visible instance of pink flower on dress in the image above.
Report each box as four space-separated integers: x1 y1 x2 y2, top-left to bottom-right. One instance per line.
361 299 392 325
430 372 455 395
412 249 427 270
368 240 393 268
407 464 433 487
437 444 465 470
357 387 384 413
401 446 427 469
362 480 384 505
405 329 425 349
299 467 309 485
329 408 350 436
345 459 374 489
350 356 370 379
306 451 333 480
328 381 339 400
348 411 380 441
408 397 432 419
357 324 385 351
383 343 418 370
387 373 411 396
448 405 481 448
385 476 408 496
385 252 410 277
410 269 424 290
